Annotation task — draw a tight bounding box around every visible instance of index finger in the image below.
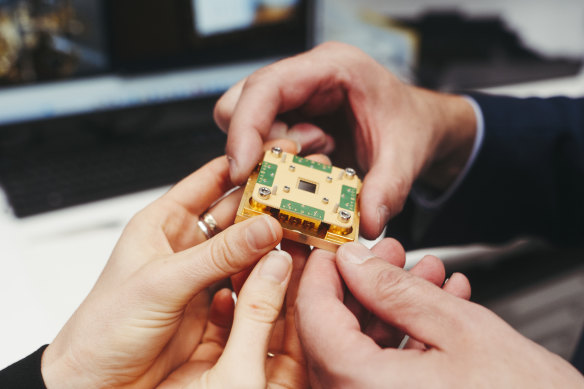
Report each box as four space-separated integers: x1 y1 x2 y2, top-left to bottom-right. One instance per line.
224 52 341 184
214 78 246 132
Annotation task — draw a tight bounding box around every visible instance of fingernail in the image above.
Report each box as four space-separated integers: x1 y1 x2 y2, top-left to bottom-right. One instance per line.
246 215 278 250
338 243 376 265
259 250 292 283
295 140 302 153
284 131 302 153
377 205 390 232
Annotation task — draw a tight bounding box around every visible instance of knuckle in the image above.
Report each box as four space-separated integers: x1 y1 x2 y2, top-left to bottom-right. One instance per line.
317 40 351 53
373 268 412 306
240 291 283 324
245 59 291 88
245 67 271 87
129 207 150 226
124 212 143 233
207 233 241 274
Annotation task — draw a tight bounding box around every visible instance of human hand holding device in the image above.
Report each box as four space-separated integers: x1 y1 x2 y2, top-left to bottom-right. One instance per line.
40 155 308 389
295 241 584 388
215 41 478 238
158 240 310 389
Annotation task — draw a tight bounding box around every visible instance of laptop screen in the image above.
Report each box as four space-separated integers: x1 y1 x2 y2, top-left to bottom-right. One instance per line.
0 0 311 126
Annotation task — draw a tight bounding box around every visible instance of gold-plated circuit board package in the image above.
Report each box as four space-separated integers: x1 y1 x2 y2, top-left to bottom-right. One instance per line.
235 147 362 252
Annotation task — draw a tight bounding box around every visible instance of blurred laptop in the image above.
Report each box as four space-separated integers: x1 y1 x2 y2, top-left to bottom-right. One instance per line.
0 0 312 218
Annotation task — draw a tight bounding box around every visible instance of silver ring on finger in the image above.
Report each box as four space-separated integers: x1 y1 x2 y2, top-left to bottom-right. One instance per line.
198 212 221 240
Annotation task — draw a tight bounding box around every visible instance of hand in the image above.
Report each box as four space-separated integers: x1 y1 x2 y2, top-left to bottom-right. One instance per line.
159 241 309 389
295 241 584 388
40 156 291 388
162 153 334 388
215 41 478 238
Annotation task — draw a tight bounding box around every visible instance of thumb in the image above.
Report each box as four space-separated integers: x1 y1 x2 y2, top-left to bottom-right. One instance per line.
359 162 412 239
209 250 292 387
142 215 282 308
335 242 466 348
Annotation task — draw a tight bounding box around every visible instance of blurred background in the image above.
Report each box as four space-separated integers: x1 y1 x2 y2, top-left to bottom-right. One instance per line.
1 0 583 369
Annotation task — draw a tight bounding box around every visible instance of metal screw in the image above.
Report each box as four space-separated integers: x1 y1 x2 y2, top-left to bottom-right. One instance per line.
259 187 271 199
326 176 333 183
283 185 291 193
322 197 329 204
339 210 351 223
345 168 356 179
289 165 296 172
271 146 282 157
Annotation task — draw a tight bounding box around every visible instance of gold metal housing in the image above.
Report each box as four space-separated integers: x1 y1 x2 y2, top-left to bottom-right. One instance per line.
235 149 362 252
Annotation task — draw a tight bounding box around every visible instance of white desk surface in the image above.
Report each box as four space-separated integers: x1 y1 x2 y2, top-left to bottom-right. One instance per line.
2 70 584 369
0 187 169 368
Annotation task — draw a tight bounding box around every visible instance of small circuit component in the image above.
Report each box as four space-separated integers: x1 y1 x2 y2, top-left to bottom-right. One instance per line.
235 147 362 252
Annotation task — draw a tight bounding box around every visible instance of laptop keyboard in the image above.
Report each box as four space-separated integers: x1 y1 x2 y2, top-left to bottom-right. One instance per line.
0 126 226 217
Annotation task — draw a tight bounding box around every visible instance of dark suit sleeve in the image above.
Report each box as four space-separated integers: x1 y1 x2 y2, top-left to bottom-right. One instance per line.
410 93 584 248
0 346 49 389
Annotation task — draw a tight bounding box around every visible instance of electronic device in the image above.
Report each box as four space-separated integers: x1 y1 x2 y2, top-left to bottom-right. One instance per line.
236 147 362 252
0 0 311 126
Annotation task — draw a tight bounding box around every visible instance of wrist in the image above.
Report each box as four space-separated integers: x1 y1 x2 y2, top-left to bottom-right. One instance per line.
41 343 95 389
417 90 477 191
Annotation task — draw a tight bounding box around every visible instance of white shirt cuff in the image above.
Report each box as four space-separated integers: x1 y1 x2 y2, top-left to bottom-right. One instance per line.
411 95 485 209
